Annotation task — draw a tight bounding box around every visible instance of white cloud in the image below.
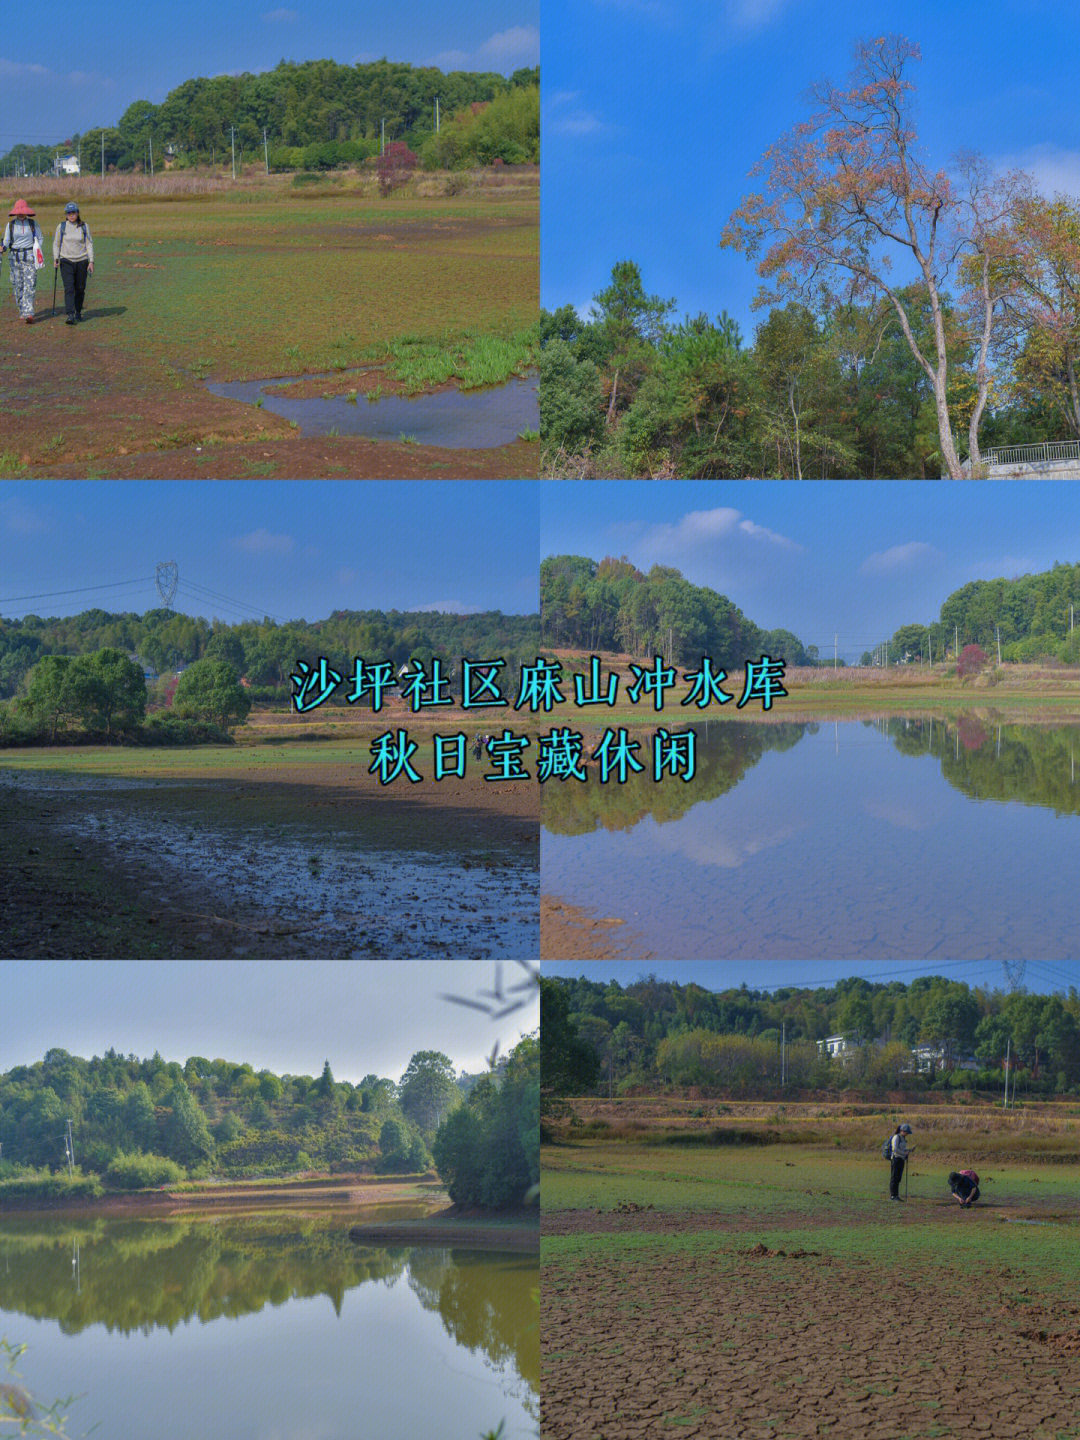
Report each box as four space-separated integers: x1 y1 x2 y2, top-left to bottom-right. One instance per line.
427 48 471 70
859 541 942 576
994 144 1080 200
429 24 538 75
0 498 51 535
233 528 295 555
737 518 801 549
335 566 360 587
477 25 539 66
725 0 790 28
546 89 606 137
0 57 107 86
414 600 475 613
642 507 802 557
591 0 675 21
261 7 298 21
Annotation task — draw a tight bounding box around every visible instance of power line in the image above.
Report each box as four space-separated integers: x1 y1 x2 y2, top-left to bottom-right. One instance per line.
0 577 155 605
181 578 289 625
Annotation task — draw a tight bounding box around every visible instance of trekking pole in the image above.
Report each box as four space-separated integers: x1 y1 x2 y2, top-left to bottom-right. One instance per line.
52 263 58 317
904 1156 909 1201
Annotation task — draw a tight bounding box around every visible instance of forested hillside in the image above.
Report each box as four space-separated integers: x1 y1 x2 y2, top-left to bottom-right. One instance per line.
2 60 539 175
540 261 1080 480
880 561 1080 666
0 605 541 702
541 554 811 667
0 1039 538 1210
546 974 1080 1098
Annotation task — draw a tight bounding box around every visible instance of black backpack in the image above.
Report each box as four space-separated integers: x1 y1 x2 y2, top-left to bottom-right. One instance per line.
57 219 88 253
881 1134 893 1160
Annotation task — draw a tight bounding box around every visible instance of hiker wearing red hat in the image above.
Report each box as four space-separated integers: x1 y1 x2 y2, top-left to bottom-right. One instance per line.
1 199 45 323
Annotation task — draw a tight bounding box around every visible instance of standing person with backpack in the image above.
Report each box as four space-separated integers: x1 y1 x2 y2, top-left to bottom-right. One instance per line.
887 1122 912 1201
1 199 45 323
53 201 94 324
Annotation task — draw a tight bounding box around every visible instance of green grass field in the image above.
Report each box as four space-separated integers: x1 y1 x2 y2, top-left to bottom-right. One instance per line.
3 170 537 474
542 1104 1080 1439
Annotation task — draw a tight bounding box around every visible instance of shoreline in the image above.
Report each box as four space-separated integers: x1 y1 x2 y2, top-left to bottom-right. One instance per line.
0 1174 444 1217
348 1206 539 1253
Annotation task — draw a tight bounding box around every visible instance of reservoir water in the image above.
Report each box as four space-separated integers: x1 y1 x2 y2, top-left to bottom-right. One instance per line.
541 717 1080 959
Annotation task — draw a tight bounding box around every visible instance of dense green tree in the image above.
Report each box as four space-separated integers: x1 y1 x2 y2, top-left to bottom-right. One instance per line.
399 1052 459 1134
163 1082 214 1166
540 980 599 1101
173 658 251 729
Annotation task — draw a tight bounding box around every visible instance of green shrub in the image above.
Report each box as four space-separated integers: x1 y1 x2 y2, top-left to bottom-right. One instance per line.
0 1169 103 1202
104 1152 187 1190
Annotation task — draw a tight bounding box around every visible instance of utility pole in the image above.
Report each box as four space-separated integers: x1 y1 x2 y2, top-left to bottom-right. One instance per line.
381 117 385 156
149 135 154 176
955 624 959 661
435 97 440 132
834 633 837 670
928 632 932 667
1003 1038 1011 1109
781 1019 786 1087
64 1119 75 1177
230 126 236 180
263 127 269 174
996 625 1001 666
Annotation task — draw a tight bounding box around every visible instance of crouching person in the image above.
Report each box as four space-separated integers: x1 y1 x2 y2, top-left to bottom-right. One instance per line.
2 199 44 323
948 1170 980 1208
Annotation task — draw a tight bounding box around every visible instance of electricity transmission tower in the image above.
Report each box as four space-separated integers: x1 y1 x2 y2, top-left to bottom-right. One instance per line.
156 561 178 610
1002 961 1027 991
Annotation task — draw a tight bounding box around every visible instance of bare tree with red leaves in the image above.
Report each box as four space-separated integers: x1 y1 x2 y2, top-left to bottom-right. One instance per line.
723 35 1026 478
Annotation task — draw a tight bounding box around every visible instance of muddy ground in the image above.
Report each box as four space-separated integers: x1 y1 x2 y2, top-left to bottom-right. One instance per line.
0 756 537 957
543 1211 1080 1439
540 894 646 960
2 309 535 476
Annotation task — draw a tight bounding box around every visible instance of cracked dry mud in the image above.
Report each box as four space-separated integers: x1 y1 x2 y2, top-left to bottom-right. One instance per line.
542 1216 1080 1439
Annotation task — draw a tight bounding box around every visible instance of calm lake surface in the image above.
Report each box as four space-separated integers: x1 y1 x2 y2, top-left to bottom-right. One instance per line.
541 717 1080 959
0 1209 538 1440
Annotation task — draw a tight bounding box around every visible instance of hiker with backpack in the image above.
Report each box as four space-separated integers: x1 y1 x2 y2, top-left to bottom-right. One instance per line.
884 1122 912 1201
53 201 94 324
948 1170 980 1208
1 199 45 323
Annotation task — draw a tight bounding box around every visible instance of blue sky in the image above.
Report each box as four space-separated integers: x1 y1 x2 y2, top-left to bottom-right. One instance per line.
1 2 538 148
543 0 1080 335
2 961 540 1081
542 960 1077 996
0 482 538 624
540 480 1080 661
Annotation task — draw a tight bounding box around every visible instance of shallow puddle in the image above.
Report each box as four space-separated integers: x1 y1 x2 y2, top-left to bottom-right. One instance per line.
206 371 538 446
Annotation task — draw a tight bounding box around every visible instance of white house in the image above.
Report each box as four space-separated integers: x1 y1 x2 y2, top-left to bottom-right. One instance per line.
905 1043 980 1074
53 154 80 177
818 1033 859 1059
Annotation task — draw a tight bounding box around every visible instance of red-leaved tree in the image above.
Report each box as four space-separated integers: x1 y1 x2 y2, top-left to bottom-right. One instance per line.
723 36 1027 478
377 141 418 197
957 643 988 679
